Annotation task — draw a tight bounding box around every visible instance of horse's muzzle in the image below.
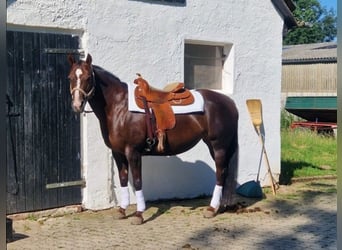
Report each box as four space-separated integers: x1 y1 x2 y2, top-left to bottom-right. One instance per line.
71 100 86 113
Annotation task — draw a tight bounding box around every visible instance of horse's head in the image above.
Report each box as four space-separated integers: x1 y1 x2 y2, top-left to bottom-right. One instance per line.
67 54 95 113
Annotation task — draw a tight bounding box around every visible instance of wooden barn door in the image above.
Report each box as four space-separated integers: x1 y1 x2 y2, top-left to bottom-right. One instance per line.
6 30 82 214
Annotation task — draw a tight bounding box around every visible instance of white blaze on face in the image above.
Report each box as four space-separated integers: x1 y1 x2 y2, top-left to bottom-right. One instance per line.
73 68 83 108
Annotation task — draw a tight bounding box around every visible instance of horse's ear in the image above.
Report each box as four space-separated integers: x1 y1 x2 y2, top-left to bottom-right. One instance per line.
86 54 92 65
67 54 75 65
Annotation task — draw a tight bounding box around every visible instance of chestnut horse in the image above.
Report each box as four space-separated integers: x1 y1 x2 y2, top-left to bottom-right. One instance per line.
67 54 239 224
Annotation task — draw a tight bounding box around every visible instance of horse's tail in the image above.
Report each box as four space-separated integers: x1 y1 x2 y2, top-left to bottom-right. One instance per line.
221 131 239 207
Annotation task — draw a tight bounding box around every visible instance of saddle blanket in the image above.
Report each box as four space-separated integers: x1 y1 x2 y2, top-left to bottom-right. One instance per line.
127 82 204 114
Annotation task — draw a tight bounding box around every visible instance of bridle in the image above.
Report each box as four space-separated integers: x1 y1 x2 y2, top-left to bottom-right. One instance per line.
70 70 96 100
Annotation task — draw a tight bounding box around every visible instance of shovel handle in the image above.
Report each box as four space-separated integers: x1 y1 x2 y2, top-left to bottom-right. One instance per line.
256 127 276 195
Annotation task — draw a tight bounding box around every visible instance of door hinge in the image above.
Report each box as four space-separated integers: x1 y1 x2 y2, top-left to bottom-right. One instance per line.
46 179 86 189
43 48 85 57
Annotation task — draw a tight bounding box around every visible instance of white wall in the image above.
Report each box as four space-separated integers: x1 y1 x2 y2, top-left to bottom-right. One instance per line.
7 0 284 210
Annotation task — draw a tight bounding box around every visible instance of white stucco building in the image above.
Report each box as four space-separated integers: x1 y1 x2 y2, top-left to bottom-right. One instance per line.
7 0 296 210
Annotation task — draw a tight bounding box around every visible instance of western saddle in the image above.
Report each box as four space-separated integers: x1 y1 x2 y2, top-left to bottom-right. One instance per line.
134 74 194 152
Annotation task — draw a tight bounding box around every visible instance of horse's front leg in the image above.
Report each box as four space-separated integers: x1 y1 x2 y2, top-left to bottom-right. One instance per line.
126 148 145 225
112 151 130 219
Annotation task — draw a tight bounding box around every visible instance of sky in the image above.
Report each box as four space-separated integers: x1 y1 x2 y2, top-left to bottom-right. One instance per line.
318 0 337 12
318 0 337 41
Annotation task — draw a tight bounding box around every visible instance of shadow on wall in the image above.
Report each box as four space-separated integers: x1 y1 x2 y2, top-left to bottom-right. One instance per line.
140 156 216 201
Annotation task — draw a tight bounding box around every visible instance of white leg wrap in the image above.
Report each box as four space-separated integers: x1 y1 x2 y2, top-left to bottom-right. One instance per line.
120 186 130 209
135 190 146 212
210 185 223 209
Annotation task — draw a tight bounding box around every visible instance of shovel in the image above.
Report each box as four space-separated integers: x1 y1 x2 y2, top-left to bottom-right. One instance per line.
245 99 277 195
236 145 263 198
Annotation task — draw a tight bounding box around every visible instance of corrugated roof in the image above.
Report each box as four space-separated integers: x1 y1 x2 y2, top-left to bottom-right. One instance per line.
282 42 337 64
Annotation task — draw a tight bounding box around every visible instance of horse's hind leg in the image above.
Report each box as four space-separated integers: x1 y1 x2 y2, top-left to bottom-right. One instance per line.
204 133 238 218
203 146 227 218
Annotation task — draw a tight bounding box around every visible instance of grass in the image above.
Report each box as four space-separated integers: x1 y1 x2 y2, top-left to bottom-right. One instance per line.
280 128 337 184
27 214 38 221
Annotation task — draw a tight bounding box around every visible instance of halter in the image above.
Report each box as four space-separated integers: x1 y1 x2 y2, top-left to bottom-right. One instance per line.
70 70 96 100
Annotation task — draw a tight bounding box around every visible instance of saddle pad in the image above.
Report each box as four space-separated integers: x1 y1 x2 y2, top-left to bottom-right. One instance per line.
127 83 204 114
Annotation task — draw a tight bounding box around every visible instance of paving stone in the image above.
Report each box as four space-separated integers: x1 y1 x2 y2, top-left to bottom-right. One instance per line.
7 179 337 250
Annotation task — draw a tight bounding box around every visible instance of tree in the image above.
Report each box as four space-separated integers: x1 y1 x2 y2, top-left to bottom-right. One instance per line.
283 0 337 45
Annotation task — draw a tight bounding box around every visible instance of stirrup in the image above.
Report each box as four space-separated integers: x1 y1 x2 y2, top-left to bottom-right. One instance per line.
145 137 156 152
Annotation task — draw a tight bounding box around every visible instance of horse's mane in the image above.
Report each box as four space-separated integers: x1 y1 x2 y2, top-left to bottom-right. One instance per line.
92 65 127 88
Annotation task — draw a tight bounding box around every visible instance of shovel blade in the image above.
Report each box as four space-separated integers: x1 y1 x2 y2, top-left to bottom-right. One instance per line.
236 180 263 198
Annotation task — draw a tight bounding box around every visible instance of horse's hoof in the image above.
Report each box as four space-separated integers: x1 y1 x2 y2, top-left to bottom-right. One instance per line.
203 206 216 218
131 212 144 225
113 207 127 220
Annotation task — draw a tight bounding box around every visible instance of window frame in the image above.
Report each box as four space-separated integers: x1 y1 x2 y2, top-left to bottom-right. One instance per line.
184 40 234 94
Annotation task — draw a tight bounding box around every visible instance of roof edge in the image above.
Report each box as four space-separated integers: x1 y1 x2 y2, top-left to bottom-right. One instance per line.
271 0 297 28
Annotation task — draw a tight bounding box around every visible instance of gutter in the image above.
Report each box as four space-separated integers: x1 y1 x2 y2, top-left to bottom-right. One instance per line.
271 0 297 29
283 57 337 64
